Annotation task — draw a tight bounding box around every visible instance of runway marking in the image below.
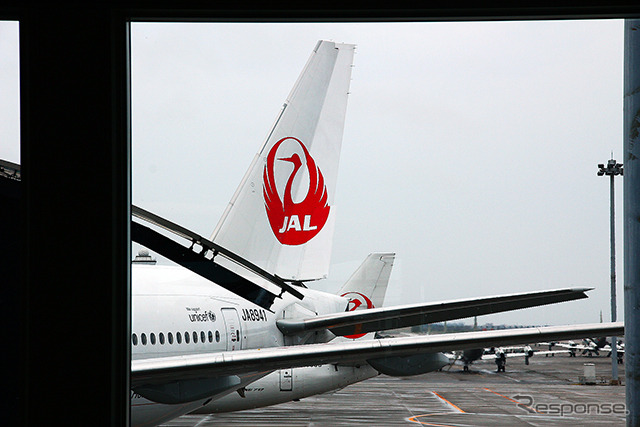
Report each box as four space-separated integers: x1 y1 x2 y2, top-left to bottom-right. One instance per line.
482 387 540 413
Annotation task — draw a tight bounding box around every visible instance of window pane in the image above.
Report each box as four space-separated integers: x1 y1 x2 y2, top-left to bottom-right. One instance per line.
0 21 20 165
129 21 625 331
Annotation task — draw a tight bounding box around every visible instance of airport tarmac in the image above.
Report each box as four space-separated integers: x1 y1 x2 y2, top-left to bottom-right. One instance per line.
161 350 626 426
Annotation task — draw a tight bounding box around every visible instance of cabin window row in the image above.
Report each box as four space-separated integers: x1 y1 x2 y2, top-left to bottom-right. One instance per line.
132 330 221 346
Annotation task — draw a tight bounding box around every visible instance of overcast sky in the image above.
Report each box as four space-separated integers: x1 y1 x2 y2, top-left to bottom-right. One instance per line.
1 19 626 326
0 21 19 164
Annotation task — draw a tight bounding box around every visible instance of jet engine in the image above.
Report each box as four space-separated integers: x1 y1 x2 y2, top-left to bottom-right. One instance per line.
367 352 449 376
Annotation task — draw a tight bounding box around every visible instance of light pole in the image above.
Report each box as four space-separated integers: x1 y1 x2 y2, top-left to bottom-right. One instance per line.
598 158 623 385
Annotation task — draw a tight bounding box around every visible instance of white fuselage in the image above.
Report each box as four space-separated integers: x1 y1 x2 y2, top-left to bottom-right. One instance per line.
193 363 378 414
130 264 376 427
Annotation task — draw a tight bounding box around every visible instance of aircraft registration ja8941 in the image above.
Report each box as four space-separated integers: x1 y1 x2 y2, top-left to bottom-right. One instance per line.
130 40 623 426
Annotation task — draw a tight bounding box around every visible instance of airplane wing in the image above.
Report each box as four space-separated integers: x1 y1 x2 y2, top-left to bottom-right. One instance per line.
132 321 622 387
276 287 592 337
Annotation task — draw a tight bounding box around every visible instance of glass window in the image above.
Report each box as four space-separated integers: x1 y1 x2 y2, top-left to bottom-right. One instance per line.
141 333 147 345
168 332 173 344
132 333 138 346
159 332 165 344
150 333 156 345
208 331 213 343
176 332 182 344
201 331 206 343
215 330 220 343
185 331 190 344
0 21 20 166
193 331 198 343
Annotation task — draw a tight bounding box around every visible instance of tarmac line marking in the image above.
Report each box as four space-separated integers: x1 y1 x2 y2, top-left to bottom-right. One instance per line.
432 391 466 413
500 373 521 383
194 415 215 427
389 387 421 421
479 369 520 382
407 392 466 426
406 415 461 427
482 387 541 414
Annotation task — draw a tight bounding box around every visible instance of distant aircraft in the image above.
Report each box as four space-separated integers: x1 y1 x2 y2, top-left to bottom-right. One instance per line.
550 338 602 357
128 40 624 426
445 348 485 372
607 340 625 363
549 337 624 362
446 345 569 372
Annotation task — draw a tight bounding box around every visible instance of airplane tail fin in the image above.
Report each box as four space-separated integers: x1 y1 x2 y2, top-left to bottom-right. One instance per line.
337 253 395 309
210 41 356 282
335 253 395 339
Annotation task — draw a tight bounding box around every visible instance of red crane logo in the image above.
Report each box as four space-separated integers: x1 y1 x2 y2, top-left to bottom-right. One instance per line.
341 291 375 339
263 137 330 245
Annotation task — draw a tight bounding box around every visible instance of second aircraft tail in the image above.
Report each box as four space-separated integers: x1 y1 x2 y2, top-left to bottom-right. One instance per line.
335 253 395 339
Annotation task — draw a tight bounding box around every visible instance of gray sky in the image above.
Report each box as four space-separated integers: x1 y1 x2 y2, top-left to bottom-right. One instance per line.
1 20 625 326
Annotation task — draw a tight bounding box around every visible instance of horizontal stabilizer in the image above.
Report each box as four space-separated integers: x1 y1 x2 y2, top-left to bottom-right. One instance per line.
132 205 304 301
132 221 278 311
132 322 623 387
277 287 592 336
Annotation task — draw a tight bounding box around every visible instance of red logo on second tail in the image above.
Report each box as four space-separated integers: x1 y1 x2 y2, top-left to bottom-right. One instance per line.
263 137 330 245
341 292 374 339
